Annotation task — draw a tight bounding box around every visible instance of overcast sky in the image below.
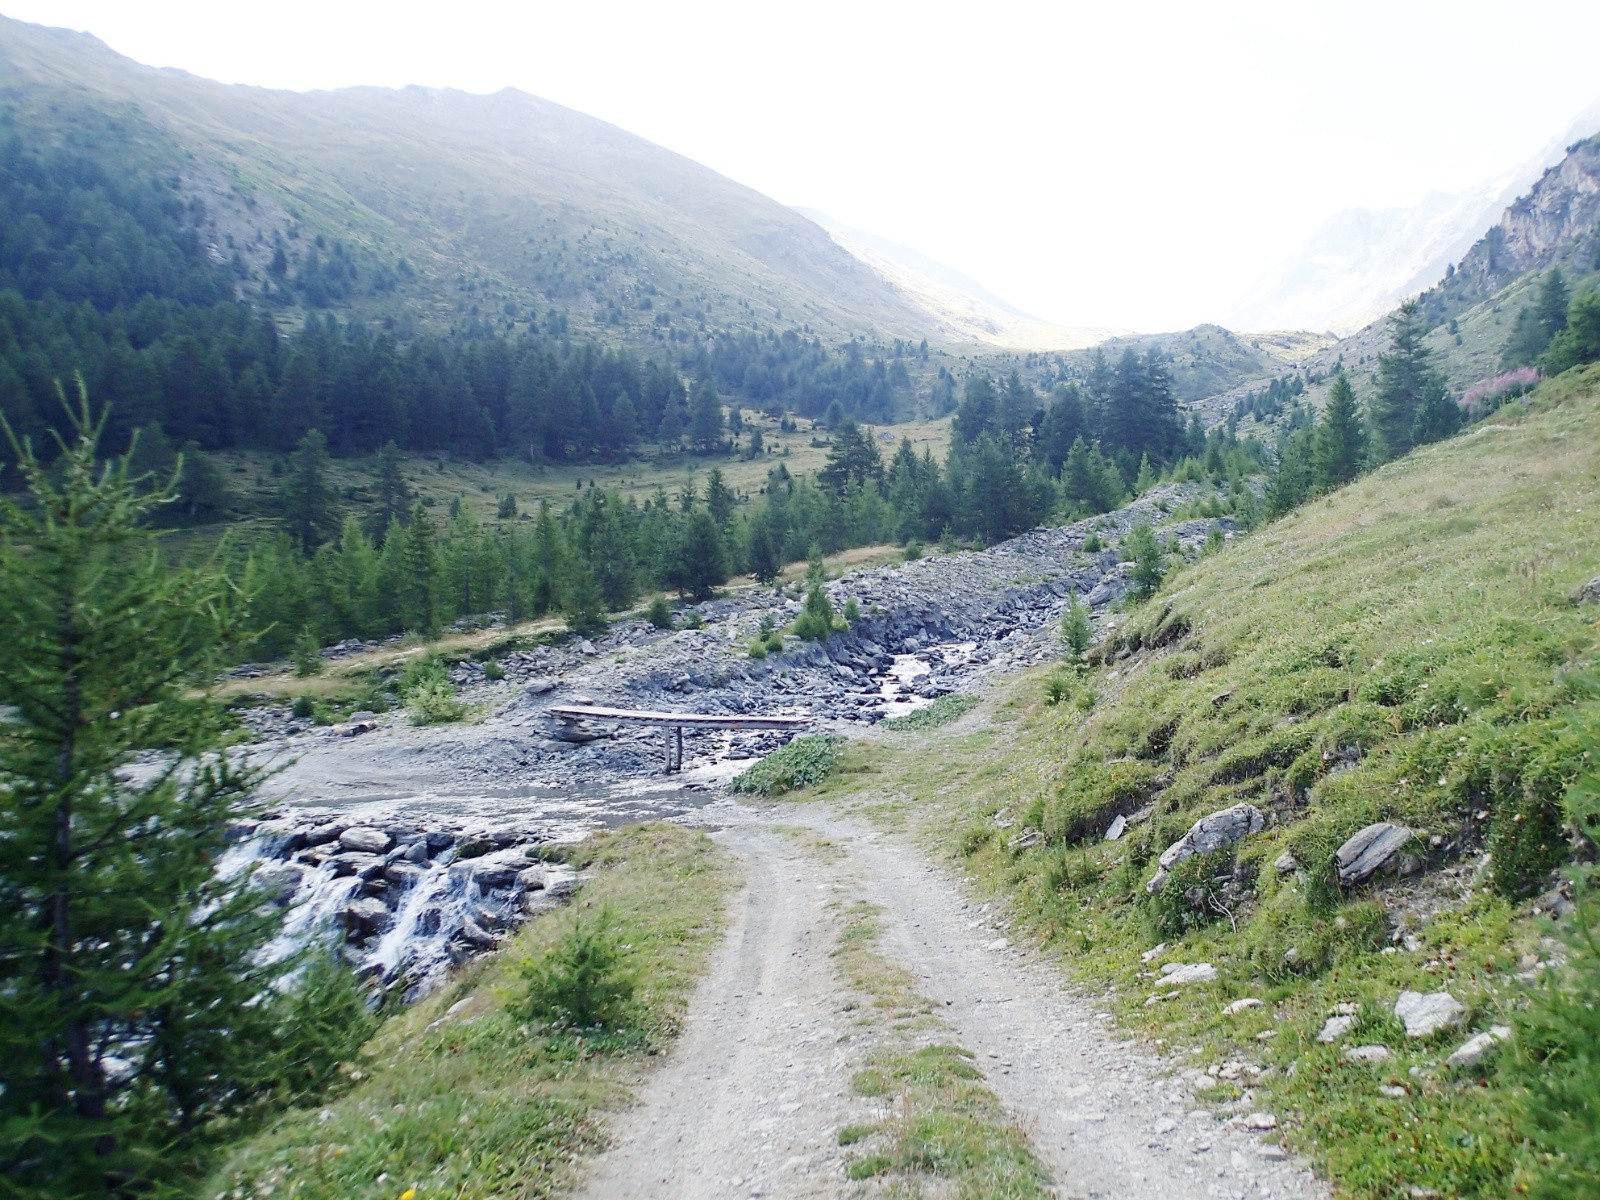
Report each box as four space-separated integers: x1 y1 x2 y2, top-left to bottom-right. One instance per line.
7 1 1600 331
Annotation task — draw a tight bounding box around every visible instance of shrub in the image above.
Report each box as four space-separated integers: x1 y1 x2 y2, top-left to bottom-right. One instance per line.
398 653 449 696
903 539 923 562
792 582 837 641
1083 532 1103 552
1124 524 1167 600
1045 667 1077 706
483 659 507 682
406 678 466 725
1512 768 1600 1197
1060 594 1092 661
748 640 768 659
292 628 323 677
290 695 315 720
513 908 636 1033
764 632 785 653
645 596 674 630
882 694 979 731
843 596 861 624
729 734 845 796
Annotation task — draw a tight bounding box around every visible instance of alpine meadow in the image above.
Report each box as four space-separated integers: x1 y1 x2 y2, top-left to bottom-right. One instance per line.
1 8 1599 1200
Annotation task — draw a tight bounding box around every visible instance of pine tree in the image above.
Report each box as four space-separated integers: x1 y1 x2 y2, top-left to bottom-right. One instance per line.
280 428 340 554
747 523 780 584
1536 266 1571 342
1410 378 1463 447
395 500 440 635
1266 424 1317 518
1370 300 1445 462
0 395 364 1192
1311 372 1368 490
677 510 728 601
687 377 724 453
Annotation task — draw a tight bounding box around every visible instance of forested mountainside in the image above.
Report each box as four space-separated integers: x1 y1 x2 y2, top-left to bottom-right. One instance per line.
0 16 947 350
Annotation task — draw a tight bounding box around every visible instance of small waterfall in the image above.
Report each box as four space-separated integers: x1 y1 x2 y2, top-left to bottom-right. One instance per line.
214 821 573 1001
369 850 464 980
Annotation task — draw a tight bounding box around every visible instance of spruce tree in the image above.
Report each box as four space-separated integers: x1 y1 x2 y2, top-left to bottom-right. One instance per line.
1369 300 1446 462
1410 378 1463 447
677 510 728 601
1311 373 1368 490
687 377 724 454
0 396 362 1193
280 428 341 554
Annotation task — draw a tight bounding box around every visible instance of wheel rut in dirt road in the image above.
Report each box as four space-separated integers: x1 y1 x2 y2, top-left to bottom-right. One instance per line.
574 804 1328 1200
572 825 870 1200
785 807 1328 1200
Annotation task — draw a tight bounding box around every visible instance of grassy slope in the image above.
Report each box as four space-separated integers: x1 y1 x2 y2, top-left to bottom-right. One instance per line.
802 367 1600 1198
203 825 736 1200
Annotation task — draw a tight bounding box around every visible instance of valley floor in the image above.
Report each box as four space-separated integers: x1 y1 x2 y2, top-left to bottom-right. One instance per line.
573 798 1325 1200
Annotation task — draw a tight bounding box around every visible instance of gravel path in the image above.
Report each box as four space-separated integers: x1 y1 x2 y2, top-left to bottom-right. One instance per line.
573 800 1328 1200
573 824 870 1200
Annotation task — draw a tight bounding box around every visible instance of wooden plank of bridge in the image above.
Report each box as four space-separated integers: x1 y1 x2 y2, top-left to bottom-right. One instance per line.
547 704 811 731
548 704 811 773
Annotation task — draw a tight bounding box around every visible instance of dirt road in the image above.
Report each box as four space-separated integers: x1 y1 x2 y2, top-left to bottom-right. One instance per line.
572 801 1326 1200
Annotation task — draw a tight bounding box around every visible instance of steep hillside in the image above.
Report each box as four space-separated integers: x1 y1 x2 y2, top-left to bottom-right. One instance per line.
0 15 945 349
812 367 1600 1198
1228 98 1600 334
1423 133 1600 324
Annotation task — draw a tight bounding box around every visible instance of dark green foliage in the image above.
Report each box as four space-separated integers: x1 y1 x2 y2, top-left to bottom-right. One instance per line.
674 510 728 601
1504 268 1572 370
881 694 979 731
1542 289 1600 377
513 909 637 1033
1312 372 1368 488
792 581 838 640
0 395 365 1194
292 627 323 676
1513 761 1600 1198
1124 524 1167 600
482 659 507 682
687 376 724 453
1370 300 1450 462
645 595 675 630
1060 594 1092 661
819 419 884 493
729 734 846 796
280 429 340 554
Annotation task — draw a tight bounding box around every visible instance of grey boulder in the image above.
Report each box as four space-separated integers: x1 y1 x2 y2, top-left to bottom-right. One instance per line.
1146 803 1266 893
1336 823 1413 887
1394 990 1467 1039
339 826 393 855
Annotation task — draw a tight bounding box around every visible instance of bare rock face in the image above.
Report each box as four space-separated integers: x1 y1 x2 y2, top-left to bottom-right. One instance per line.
1146 803 1266 893
1394 990 1467 1039
1335 822 1413 887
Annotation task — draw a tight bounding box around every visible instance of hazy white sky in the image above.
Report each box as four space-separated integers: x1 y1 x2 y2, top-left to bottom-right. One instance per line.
7 1 1600 330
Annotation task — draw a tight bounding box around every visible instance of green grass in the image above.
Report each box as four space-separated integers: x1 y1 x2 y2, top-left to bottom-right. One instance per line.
777 369 1600 1199
828 901 1052 1200
728 733 846 796
203 824 736 1200
881 693 981 732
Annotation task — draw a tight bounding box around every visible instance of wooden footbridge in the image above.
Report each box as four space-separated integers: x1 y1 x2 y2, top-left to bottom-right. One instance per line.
547 704 811 773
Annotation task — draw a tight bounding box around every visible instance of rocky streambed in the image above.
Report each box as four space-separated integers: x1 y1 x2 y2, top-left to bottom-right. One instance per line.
241 485 1234 992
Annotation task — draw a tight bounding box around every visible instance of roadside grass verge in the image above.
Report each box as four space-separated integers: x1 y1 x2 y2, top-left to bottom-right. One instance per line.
203 824 736 1200
829 900 1052 1200
881 693 980 732
782 373 1600 1198
729 733 845 796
